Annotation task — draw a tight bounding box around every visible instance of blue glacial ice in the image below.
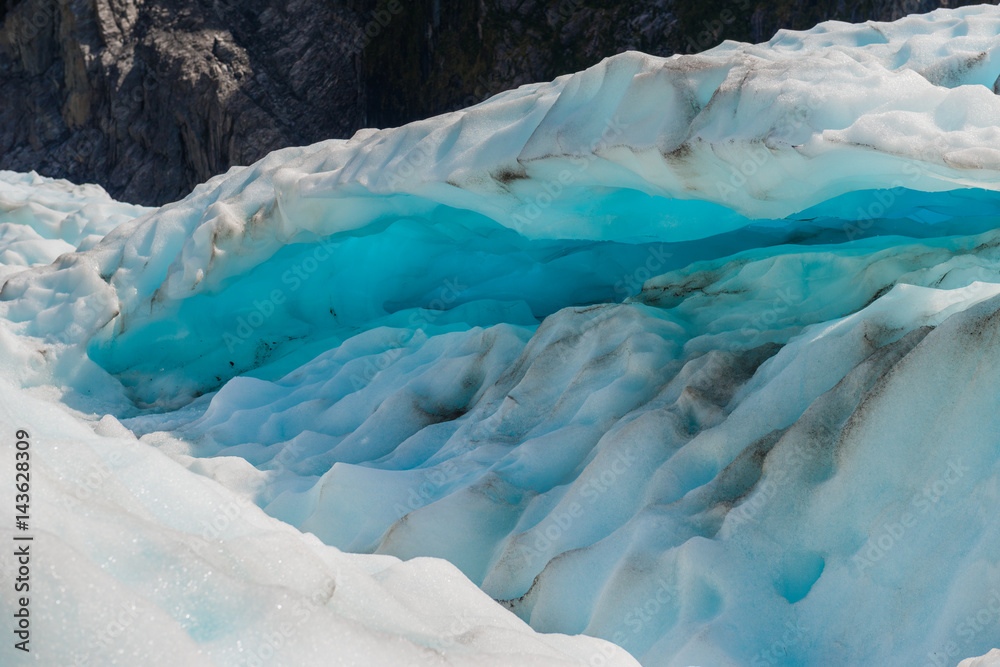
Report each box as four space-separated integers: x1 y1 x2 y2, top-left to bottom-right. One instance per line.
4 4 1000 666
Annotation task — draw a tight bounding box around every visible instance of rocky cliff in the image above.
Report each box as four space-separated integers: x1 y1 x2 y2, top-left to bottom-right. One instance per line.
0 0 367 204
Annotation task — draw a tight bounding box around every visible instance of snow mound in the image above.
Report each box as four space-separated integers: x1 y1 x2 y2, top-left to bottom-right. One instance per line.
961 650 1000 667
0 170 149 281
0 367 637 666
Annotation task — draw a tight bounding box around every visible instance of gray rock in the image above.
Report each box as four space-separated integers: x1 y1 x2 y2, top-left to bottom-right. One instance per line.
0 0 366 205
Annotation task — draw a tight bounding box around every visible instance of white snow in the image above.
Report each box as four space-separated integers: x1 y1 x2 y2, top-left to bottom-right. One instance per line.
0 350 637 666
0 170 149 281
961 650 1000 667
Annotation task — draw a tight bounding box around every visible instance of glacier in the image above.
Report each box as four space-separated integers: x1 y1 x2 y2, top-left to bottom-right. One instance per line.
3 4 1000 666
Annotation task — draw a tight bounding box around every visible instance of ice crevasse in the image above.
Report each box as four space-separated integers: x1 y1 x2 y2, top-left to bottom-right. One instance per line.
0 177 642 667
3 4 1000 666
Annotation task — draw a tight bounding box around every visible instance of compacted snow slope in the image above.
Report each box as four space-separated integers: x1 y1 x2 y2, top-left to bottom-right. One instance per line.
3 5 1000 666
0 377 637 666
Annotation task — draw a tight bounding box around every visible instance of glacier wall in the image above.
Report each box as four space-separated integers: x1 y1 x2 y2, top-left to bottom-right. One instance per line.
3 4 1000 666
0 179 640 666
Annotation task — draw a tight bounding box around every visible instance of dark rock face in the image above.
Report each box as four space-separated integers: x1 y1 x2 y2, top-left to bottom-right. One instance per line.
0 0 986 205
0 0 367 204
362 0 989 128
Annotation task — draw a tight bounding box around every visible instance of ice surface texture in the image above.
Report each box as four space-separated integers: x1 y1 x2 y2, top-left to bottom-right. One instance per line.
3 4 1000 666
0 374 637 666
